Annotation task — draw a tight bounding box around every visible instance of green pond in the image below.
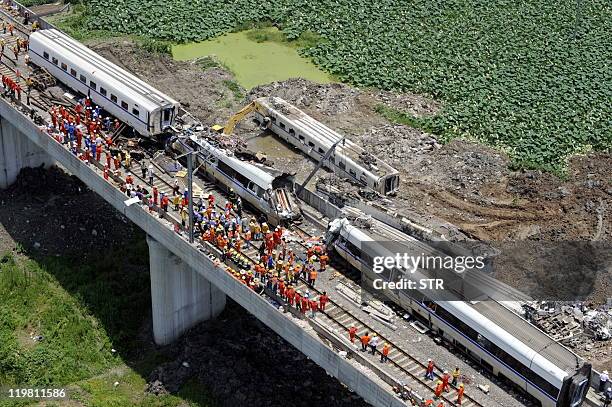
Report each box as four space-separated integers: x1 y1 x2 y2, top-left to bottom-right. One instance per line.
172 29 333 90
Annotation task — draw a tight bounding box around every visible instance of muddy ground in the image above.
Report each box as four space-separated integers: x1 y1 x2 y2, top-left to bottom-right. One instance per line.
0 167 367 407
89 39 611 305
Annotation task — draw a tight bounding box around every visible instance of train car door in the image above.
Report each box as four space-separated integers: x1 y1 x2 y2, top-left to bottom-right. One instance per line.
161 107 175 130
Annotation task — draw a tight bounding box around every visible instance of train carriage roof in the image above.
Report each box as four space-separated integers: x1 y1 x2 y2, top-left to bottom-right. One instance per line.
256 97 398 178
29 29 178 112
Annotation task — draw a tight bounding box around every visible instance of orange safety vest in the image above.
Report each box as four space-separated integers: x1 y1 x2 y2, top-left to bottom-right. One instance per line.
309 270 318 281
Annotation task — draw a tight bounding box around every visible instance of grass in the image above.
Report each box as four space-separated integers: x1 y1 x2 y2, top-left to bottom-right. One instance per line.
374 104 439 135
222 79 244 101
0 235 215 407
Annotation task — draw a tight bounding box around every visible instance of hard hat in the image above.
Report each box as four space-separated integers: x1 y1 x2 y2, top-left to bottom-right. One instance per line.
459 383 464 387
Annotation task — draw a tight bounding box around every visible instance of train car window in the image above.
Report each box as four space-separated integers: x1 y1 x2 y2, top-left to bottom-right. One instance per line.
318 147 325 154
121 101 128 110
349 169 357 176
234 172 249 187
279 122 286 129
298 134 305 140
110 94 117 103
434 306 479 340
338 160 346 170
289 128 295 136
217 161 235 178
132 108 139 116
100 87 107 96
89 81 97 90
70 68 77 77
79 74 86 83
51 57 58 65
60 62 67 71
43 51 49 60
270 116 276 122
308 141 315 147
163 110 170 121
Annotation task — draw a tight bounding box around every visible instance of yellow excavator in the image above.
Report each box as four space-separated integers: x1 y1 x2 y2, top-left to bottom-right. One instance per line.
213 99 268 135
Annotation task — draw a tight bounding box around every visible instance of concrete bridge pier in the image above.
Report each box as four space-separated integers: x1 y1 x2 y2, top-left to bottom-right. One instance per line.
147 235 226 345
0 115 53 189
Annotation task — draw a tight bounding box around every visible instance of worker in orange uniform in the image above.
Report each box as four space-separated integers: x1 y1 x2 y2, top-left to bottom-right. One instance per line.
319 252 329 272
103 164 109 180
441 371 450 392
434 380 444 398
381 343 390 363
309 298 318 318
425 359 435 380
456 383 464 405
152 186 158 206
294 291 302 311
437 403 444 407
318 291 329 311
360 332 371 352
349 326 357 343
308 267 317 287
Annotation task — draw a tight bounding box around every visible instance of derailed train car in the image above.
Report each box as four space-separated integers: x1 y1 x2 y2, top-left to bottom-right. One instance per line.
171 133 301 225
251 97 400 195
326 218 591 407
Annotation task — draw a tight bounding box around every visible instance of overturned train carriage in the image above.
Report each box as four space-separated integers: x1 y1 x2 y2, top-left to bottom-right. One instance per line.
252 97 400 195
326 218 591 407
171 134 301 225
28 29 179 137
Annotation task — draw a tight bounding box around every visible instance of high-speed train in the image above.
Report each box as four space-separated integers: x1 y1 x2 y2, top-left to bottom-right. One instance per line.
250 97 400 195
325 217 591 407
28 29 179 136
171 132 301 225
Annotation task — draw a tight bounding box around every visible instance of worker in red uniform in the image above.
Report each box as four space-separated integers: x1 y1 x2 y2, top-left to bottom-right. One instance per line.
360 332 371 351
425 359 435 380
349 326 357 343
103 165 109 180
441 371 450 392
294 291 302 311
152 186 158 205
105 151 112 168
456 383 464 405
96 143 102 161
286 286 295 306
161 194 169 212
437 403 444 407
319 291 329 311
300 295 309 315
309 298 318 317
434 380 443 398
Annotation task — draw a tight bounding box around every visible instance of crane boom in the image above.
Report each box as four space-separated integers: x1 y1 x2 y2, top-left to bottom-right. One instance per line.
221 100 261 135
296 137 345 195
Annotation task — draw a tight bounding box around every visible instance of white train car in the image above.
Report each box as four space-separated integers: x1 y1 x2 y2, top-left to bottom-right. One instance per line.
252 97 400 195
171 133 301 225
326 218 591 407
28 29 179 136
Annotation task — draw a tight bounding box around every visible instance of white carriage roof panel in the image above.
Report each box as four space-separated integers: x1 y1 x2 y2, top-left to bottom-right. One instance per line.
188 134 275 189
30 29 178 112
470 300 582 374
256 97 398 178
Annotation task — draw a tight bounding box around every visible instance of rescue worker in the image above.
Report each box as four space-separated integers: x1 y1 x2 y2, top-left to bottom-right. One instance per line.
456 383 465 405
308 267 317 287
434 380 443 398
369 333 379 355
319 291 329 311
381 343 390 363
425 359 435 380
441 371 450 392
451 367 460 387
147 165 154 185
603 387 612 407
360 331 371 352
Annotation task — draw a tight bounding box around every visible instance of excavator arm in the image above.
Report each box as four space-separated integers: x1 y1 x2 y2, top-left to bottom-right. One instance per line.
221 100 259 135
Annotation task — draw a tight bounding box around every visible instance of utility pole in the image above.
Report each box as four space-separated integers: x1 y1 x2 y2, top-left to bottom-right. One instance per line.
296 137 345 196
175 148 196 243
187 151 194 243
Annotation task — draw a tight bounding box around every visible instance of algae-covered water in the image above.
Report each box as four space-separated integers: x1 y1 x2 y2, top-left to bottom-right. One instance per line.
172 29 332 90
